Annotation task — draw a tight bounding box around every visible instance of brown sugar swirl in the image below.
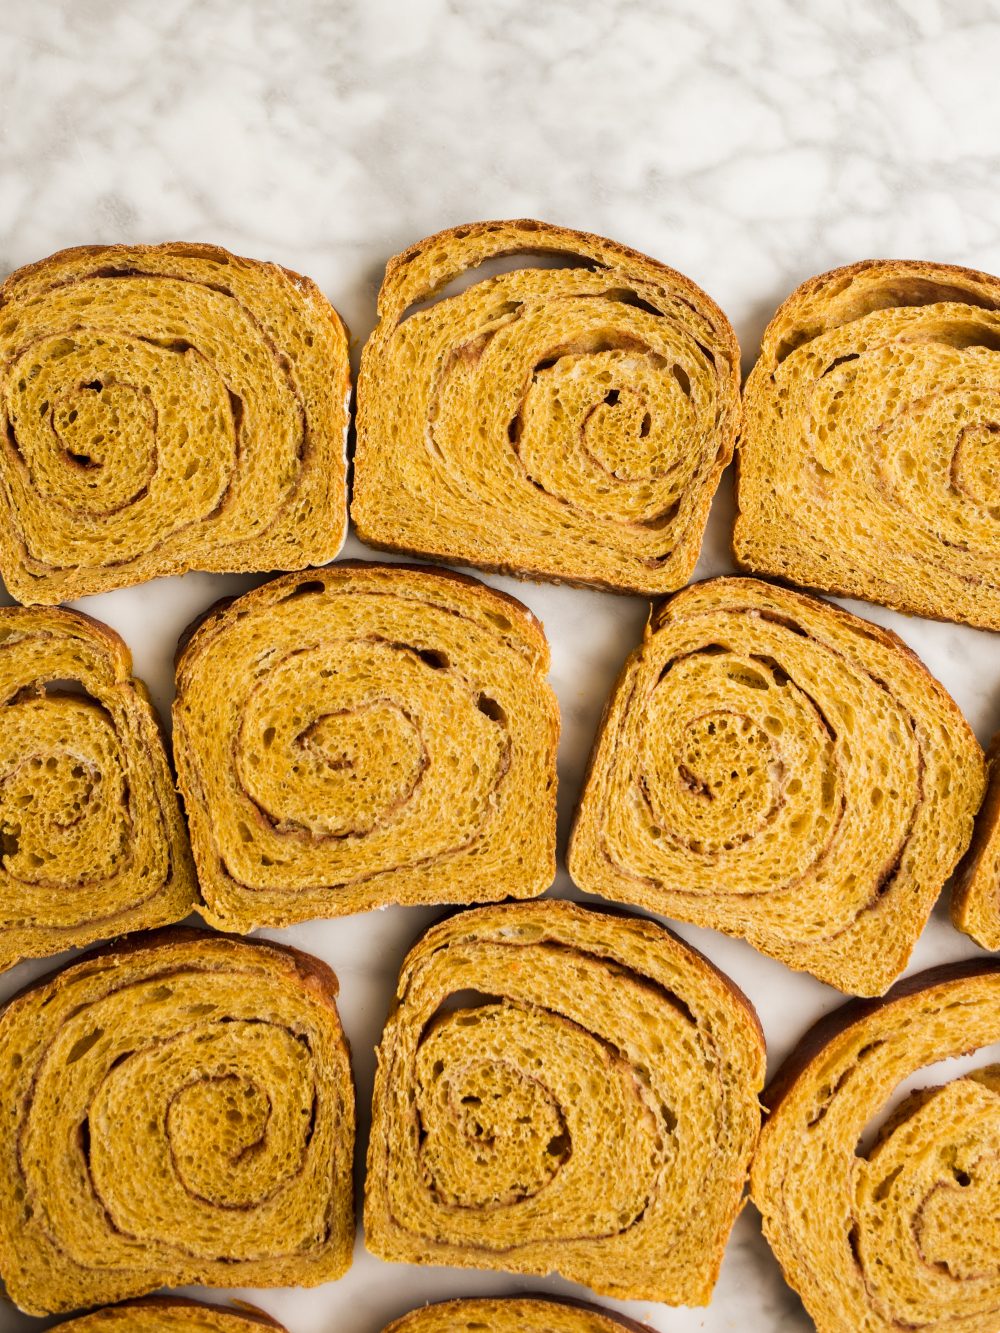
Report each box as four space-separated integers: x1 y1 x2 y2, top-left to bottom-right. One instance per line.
364 900 765 1306
568 577 985 995
0 930 355 1314
0 242 350 604
172 563 559 930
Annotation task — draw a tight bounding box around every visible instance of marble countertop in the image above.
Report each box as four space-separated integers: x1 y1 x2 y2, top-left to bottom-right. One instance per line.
1 2 999 1329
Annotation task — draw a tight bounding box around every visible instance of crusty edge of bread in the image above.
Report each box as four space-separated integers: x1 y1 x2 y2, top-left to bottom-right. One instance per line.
0 923 344 1020
387 897 766 1062
384 1293 657 1333
375 217 741 363
173 560 553 675
951 732 1000 948
761 958 1000 1118
59 1297 287 1331
732 258 1000 630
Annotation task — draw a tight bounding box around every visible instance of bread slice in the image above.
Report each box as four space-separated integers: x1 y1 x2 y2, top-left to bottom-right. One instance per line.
0 605 196 970
173 562 558 929
0 242 349 604
734 259 1000 629
56 1297 287 1333
0 928 355 1314
352 219 740 594
751 960 1000 1333
365 899 765 1305
952 732 1000 948
382 1296 655 1333
567 576 985 996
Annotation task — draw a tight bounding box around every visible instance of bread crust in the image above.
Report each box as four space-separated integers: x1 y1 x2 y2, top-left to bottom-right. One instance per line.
762 956 1000 1117
951 731 1000 947
58 1296 287 1331
383 1293 657 1333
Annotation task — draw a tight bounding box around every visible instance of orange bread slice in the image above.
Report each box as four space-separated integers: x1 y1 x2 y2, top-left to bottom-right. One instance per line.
382 1296 654 1332
568 577 985 995
751 961 1000 1333
57 1298 287 1333
365 900 765 1305
0 605 196 970
952 732 1000 948
353 219 740 594
734 259 1000 629
0 242 349 603
0 929 355 1314
173 563 559 929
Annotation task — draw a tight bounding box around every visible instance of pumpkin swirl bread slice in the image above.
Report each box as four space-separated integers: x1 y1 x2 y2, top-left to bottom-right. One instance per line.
734 259 1000 629
365 900 765 1305
752 961 1000 1333
568 577 985 996
0 242 349 604
0 605 196 971
382 1296 655 1333
952 732 1000 949
352 219 740 594
173 562 559 929
55 1298 288 1333
0 929 355 1314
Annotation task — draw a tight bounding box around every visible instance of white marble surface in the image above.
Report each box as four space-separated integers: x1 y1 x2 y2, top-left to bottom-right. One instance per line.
1 1 999 1329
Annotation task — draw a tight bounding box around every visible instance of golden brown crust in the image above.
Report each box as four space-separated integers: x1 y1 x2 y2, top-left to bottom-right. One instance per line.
734 258 1000 630
382 1294 657 1333
173 563 559 929
0 605 198 970
353 218 741 595
951 732 1000 949
0 928 355 1314
568 575 985 995
57 1296 287 1332
365 899 765 1306
0 241 350 604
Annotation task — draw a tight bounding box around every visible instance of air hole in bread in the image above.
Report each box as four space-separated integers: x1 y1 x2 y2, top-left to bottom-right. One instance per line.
396 250 599 327
416 647 449 670
280 579 325 602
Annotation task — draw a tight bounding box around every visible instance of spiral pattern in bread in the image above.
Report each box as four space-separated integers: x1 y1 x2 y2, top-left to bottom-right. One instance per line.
0 605 196 971
56 1298 287 1333
0 242 349 604
952 733 1000 950
752 961 1000 1333
568 577 985 995
0 930 355 1314
364 900 764 1305
353 219 740 594
734 259 1000 629
173 562 559 930
382 1296 654 1333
